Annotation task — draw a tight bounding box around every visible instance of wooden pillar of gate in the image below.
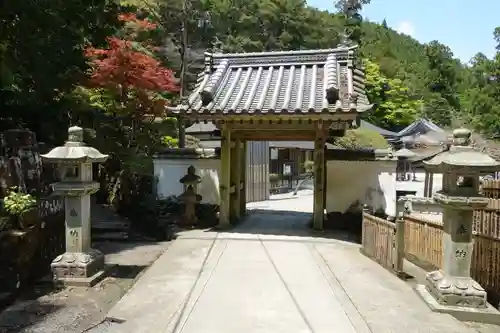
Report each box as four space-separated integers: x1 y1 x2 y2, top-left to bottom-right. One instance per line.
240 141 247 216
230 139 242 221
219 126 231 227
323 157 327 211
313 122 326 230
428 172 434 197
423 171 430 197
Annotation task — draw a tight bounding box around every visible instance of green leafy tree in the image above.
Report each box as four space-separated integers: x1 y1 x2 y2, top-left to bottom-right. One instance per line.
74 11 179 173
421 94 453 127
423 40 461 126
462 50 500 136
363 59 422 128
0 0 121 143
494 27 500 50
334 0 371 11
3 0 497 148
334 0 370 47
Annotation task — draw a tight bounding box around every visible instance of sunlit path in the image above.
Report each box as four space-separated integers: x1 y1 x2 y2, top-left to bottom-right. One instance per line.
102 193 482 333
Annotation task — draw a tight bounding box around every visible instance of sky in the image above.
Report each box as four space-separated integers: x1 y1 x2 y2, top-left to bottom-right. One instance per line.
306 0 499 63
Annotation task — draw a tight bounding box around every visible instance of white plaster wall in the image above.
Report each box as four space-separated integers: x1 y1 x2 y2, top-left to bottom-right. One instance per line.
326 160 397 218
153 158 221 205
153 143 270 204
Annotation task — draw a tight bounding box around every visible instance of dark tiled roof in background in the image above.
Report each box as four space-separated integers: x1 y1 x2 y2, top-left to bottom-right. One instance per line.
168 47 372 116
359 120 398 137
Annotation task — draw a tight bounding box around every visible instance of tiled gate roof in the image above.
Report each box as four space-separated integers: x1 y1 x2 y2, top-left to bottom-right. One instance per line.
167 47 372 117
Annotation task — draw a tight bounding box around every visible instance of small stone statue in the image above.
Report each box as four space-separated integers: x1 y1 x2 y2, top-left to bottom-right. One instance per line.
179 165 202 226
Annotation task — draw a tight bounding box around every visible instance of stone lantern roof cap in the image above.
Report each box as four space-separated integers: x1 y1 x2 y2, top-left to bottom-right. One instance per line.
424 150 450 166
427 128 500 170
180 165 201 184
41 126 109 164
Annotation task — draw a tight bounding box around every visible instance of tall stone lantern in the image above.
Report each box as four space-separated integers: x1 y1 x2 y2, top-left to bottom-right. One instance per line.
41 126 108 286
417 128 500 320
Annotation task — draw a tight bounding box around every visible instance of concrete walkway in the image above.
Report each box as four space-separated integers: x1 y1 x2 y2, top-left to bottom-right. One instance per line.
103 193 489 333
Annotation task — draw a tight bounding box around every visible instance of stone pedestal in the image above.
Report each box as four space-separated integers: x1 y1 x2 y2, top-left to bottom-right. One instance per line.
424 271 486 307
50 183 107 286
41 126 109 287
179 186 202 226
51 250 106 286
420 201 489 307
416 199 500 324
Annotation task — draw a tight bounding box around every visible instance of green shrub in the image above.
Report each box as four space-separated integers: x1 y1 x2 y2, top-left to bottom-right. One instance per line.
334 128 389 150
269 173 281 182
302 160 314 173
161 135 179 147
4 188 36 217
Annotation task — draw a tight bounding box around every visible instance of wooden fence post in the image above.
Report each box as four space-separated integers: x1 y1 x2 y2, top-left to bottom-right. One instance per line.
361 205 370 248
394 213 406 275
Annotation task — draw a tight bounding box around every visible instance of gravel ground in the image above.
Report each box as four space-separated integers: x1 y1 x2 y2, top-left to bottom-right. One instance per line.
0 241 170 333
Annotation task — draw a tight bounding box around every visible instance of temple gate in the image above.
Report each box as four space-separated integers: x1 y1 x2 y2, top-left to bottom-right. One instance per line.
167 46 371 229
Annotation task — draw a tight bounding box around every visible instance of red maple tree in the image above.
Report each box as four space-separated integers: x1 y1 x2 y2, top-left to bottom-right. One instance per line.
118 13 157 30
85 13 178 117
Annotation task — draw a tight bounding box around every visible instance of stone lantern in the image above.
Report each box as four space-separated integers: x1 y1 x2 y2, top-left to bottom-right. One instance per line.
417 128 500 319
180 165 201 194
394 148 418 181
41 126 108 286
179 165 202 225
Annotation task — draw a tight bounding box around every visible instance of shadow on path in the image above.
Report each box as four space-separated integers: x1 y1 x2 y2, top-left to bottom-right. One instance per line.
214 209 361 244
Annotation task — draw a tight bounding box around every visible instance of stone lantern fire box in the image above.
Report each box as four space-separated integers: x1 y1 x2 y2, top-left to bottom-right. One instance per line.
179 165 202 226
417 128 500 322
41 126 108 286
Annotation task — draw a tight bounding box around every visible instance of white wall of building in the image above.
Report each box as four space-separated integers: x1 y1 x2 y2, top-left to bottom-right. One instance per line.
154 158 221 204
325 160 397 218
154 153 399 218
153 141 270 204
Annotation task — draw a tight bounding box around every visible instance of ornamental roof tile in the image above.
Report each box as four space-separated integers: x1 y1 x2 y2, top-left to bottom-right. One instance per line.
167 46 372 117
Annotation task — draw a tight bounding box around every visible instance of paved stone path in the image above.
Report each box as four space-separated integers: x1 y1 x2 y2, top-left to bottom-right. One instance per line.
103 193 494 333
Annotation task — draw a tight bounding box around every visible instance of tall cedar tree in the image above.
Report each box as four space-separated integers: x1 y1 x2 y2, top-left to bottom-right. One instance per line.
84 13 178 118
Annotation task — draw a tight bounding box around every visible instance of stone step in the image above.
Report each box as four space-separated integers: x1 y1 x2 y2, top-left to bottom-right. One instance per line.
92 232 129 241
92 215 126 224
91 204 126 220
92 221 130 231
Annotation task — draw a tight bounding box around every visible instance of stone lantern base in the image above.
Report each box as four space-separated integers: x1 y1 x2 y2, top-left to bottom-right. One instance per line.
416 271 500 324
51 249 107 287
